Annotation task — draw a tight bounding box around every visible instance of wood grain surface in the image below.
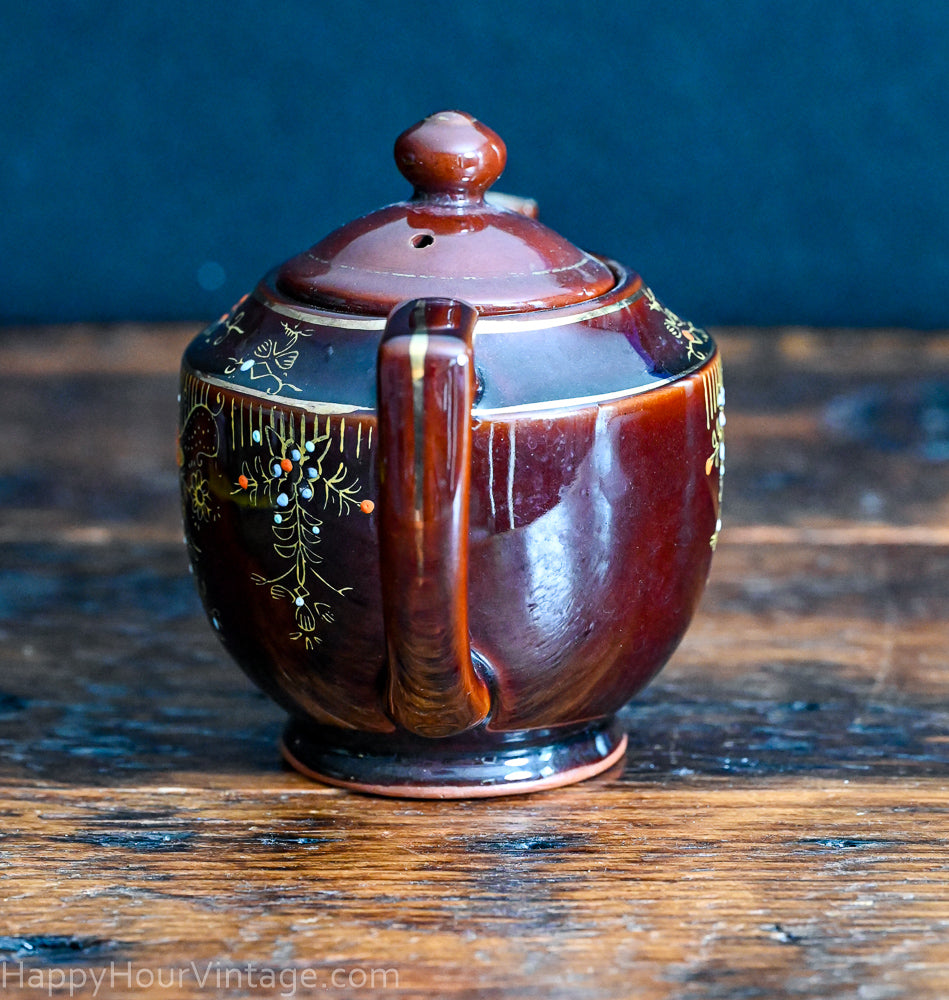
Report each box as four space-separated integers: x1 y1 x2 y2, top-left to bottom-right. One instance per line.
0 324 948 998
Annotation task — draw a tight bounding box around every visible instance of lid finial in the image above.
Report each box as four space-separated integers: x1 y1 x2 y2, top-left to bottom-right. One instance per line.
394 111 506 202
276 110 616 313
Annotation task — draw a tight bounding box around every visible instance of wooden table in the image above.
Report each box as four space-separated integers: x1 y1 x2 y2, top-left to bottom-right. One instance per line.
1 324 948 998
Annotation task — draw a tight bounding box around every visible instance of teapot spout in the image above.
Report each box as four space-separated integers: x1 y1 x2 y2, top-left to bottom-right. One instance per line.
377 298 491 738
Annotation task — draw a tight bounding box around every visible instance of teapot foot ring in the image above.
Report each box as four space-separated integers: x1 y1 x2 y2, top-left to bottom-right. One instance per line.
280 718 627 799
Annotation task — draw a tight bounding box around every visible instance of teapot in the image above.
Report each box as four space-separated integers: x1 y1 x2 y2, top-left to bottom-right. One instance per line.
178 111 724 797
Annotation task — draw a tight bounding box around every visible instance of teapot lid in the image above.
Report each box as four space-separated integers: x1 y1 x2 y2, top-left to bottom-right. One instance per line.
275 111 616 316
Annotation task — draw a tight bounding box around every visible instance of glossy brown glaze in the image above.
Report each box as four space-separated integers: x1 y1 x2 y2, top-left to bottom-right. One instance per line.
281 718 629 798
276 111 615 315
394 110 506 202
178 110 723 795
378 299 490 738
179 347 722 790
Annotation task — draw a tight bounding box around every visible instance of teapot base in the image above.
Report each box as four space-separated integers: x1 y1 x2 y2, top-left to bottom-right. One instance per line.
280 718 627 799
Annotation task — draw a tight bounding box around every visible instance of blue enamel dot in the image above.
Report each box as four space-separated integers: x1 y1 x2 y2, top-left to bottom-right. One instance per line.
274 514 283 524
305 441 315 453
311 525 320 535
276 493 289 507
291 449 300 461
252 430 261 443
240 360 254 371
300 487 313 499
307 468 317 479
295 597 305 607
272 463 283 477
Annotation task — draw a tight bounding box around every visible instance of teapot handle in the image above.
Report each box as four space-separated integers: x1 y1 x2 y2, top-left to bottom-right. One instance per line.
377 298 492 737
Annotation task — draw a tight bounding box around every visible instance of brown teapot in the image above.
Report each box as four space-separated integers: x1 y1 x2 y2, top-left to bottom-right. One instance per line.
178 111 724 797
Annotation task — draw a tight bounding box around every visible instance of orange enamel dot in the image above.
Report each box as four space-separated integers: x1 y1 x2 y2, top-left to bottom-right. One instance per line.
238 474 249 489
280 458 293 472
360 499 375 514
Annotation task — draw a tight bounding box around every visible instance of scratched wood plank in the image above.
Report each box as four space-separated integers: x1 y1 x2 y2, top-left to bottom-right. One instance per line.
0 325 947 999
0 782 947 999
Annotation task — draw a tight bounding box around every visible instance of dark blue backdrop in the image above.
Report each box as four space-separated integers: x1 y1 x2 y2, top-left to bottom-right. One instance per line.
3 2 947 327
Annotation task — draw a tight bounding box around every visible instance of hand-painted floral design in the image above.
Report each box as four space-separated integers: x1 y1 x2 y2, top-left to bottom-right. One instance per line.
644 287 711 362
206 295 250 347
185 468 214 522
224 320 312 395
177 380 225 529
232 409 370 648
179 368 374 649
702 355 725 549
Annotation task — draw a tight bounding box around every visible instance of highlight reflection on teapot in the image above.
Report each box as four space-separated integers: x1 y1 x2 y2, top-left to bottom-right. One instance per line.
178 110 723 797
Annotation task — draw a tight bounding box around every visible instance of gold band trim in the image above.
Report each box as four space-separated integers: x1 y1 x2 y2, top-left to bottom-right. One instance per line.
185 350 719 419
253 285 645 335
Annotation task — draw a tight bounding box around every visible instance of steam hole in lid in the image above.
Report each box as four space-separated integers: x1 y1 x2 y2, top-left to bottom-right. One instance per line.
411 233 435 248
